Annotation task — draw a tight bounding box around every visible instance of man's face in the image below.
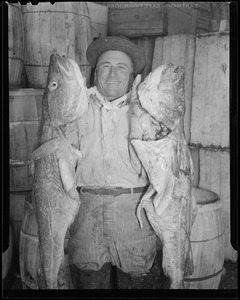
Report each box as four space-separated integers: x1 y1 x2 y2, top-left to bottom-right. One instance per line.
95 50 133 101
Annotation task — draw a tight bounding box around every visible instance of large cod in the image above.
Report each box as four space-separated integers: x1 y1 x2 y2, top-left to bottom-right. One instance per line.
131 64 198 289
30 54 88 289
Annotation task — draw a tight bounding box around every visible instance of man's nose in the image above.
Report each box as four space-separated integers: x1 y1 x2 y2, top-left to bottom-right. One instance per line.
109 66 117 77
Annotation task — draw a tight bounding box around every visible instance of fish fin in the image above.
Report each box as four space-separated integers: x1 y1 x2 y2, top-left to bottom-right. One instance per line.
141 184 156 201
29 159 35 177
68 184 81 202
30 138 63 160
58 157 75 194
171 143 180 178
72 147 82 161
137 185 156 229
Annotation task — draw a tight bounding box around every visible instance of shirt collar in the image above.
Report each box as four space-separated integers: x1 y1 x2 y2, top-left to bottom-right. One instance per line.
87 86 131 110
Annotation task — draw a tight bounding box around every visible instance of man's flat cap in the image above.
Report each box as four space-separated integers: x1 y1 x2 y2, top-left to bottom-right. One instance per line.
86 36 146 75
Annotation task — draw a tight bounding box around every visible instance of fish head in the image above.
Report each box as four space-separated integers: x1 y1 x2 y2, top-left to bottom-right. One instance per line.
138 63 185 131
44 54 88 126
159 63 185 86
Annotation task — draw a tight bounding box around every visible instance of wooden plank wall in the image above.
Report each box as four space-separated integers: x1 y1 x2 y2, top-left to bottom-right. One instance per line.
191 34 229 148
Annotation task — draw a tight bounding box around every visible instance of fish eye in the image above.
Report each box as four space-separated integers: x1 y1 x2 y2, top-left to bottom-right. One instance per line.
48 81 58 91
52 81 58 88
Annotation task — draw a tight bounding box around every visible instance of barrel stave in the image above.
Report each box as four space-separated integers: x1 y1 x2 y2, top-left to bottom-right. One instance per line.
8 3 24 89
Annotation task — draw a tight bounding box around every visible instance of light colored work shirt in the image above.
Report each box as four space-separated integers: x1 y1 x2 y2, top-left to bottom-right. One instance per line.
75 86 148 188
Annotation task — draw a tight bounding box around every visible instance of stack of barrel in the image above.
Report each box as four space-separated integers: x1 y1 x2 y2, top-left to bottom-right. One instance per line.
8 2 108 289
7 2 25 280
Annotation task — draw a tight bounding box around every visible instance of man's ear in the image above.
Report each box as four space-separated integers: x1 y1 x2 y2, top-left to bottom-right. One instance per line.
93 69 98 86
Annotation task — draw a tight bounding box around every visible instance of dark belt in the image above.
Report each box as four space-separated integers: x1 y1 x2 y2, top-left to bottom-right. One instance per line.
78 186 148 196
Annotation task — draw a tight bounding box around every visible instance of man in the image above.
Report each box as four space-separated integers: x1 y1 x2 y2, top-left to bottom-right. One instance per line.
68 36 167 289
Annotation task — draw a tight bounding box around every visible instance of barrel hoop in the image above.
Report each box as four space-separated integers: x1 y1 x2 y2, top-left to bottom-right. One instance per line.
9 90 44 97
24 64 91 67
10 121 39 126
184 266 224 282
10 159 31 166
8 3 22 13
196 196 220 206
191 229 225 243
22 10 91 20
9 56 24 63
10 189 32 194
20 230 39 241
197 203 222 214
20 230 70 243
24 64 49 68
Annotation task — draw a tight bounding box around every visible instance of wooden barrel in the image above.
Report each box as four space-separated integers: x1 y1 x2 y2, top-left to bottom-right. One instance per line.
9 88 44 191
19 194 72 289
184 187 225 289
9 190 30 273
21 2 93 88
8 3 24 89
2 225 13 281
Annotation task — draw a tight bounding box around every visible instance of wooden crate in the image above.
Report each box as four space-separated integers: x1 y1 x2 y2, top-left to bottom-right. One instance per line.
190 33 229 148
104 2 212 37
108 4 167 37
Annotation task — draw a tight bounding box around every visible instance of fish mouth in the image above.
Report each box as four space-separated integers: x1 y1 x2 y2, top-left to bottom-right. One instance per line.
172 65 184 77
163 64 184 83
